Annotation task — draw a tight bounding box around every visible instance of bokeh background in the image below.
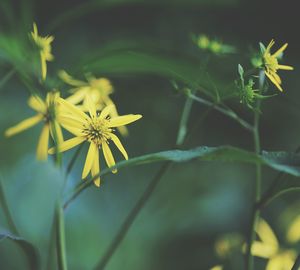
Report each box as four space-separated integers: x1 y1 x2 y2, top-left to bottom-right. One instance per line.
1 0 300 269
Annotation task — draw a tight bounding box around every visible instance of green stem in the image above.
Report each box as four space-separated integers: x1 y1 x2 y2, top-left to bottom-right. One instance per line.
188 93 254 132
246 71 264 270
55 202 68 270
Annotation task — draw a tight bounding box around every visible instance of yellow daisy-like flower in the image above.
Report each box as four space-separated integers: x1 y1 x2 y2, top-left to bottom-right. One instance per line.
30 23 54 81
263 40 294 92
5 92 63 161
251 218 297 270
210 265 223 270
59 70 128 136
49 97 142 187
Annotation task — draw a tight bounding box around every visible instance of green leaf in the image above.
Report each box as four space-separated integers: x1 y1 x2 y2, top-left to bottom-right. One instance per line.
238 64 244 78
0 230 40 270
64 146 300 208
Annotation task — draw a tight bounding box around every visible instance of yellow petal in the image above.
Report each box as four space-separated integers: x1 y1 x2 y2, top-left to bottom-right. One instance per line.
256 219 279 249
251 241 277 258
266 39 275 53
36 124 50 161
28 95 46 113
85 94 97 118
48 136 85 154
278 64 294 70
273 43 288 58
91 149 100 187
210 266 223 270
58 97 88 123
58 115 85 130
100 104 115 119
266 253 295 270
110 133 128 160
106 102 129 136
65 89 86 105
108 114 142 127
82 143 97 179
102 141 117 173
265 72 283 92
40 52 47 81
58 70 86 87
5 114 43 137
287 216 300 243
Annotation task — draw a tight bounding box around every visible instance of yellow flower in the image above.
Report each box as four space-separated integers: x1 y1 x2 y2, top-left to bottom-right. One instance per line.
49 97 142 187
263 40 294 92
210 265 223 270
30 23 54 81
5 92 63 161
59 70 128 136
251 218 297 270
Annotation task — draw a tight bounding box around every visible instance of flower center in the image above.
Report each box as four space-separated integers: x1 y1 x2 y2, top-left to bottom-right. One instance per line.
83 117 112 146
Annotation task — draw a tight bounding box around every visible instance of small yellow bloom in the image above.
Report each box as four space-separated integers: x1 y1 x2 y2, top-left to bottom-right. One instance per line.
251 218 297 270
262 40 294 92
30 23 54 81
210 265 223 270
5 92 63 161
59 70 128 136
49 97 142 187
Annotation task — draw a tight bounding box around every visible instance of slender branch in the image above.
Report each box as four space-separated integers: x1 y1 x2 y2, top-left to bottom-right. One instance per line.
188 93 254 132
95 162 171 270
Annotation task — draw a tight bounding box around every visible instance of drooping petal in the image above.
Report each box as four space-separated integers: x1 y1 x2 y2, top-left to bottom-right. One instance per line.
5 114 43 137
48 136 85 154
36 124 50 161
110 133 128 160
273 43 288 57
278 64 294 70
265 253 294 270
91 148 101 187
58 70 86 87
58 97 88 123
256 219 279 250
108 114 142 127
102 141 117 173
265 72 283 92
251 241 277 259
82 143 97 179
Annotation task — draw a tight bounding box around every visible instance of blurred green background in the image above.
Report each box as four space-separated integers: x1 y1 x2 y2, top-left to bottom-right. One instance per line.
1 0 300 269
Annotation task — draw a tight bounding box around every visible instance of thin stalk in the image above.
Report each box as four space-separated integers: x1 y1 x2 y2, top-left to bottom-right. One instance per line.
55 202 68 270
95 162 171 270
188 93 253 132
246 71 264 270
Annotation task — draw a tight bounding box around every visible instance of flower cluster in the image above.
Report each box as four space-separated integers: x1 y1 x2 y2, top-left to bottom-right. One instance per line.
5 23 142 187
